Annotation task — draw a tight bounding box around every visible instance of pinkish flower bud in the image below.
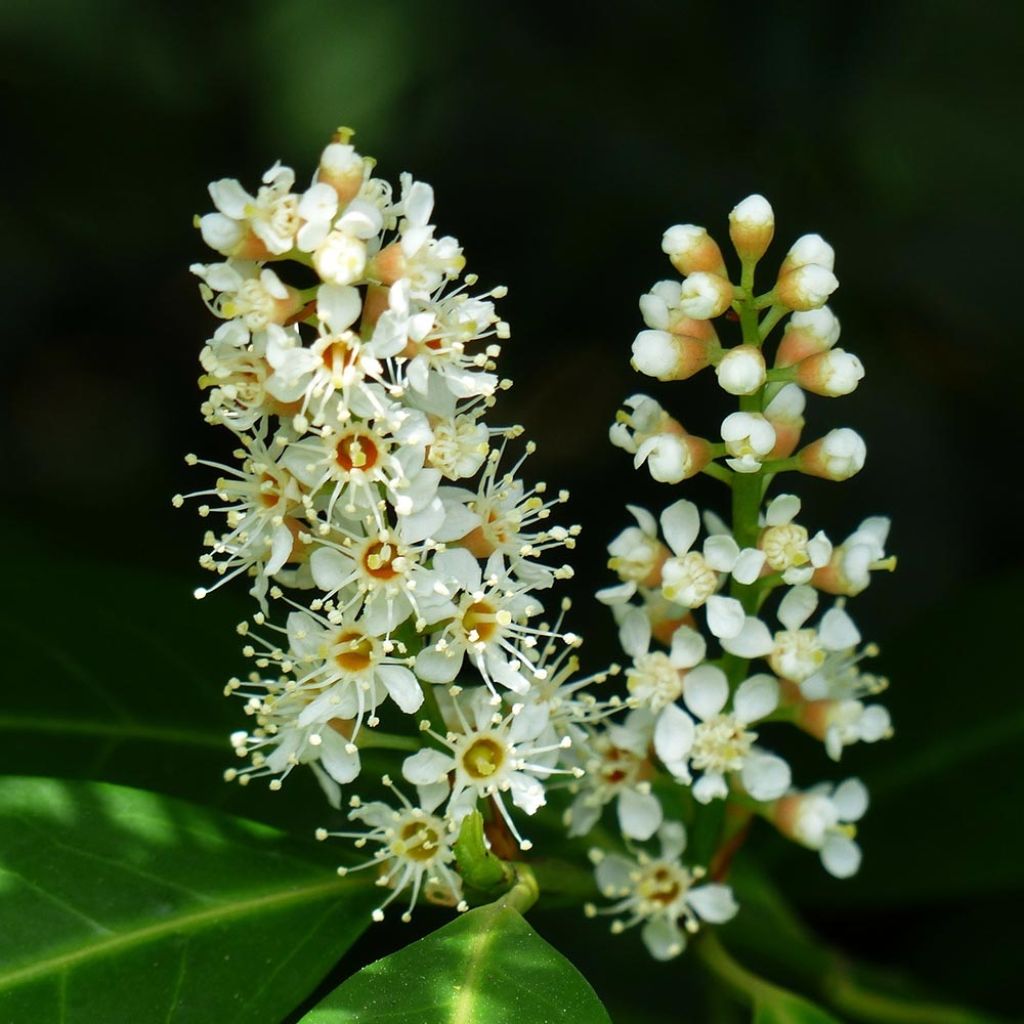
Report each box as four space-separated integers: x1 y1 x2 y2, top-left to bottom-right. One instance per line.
729 194 775 263
661 225 727 277
795 349 865 397
775 307 841 367
798 428 866 481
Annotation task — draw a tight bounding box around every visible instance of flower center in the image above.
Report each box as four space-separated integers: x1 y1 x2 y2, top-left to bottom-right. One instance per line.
321 338 356 374
460 735 507 780
636 862 689 908
361 539 400 581
333 629 375 672
391 815 444 864
690 713 754 774
661 552 718 608
761 524 809 571
336 432 380 472
460 600 501 644
626 652 684 710
598 745 645 789
770 628 825 682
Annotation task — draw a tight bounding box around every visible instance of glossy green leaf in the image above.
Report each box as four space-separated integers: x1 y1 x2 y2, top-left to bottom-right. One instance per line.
299 901 612 1023
0 777 376 1023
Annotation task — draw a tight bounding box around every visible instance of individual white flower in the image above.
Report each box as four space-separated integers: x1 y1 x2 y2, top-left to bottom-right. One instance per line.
618 611 705 714
815 699 893 761
414 549 568 696
718 586 861 684
585 822 738 960
403 688 570 848
596 505 669 606
224 673 364 801
678 272 733 319
191 260 302 330
318 778 466 921
721 411 776 473
777 264 839 311
814 516 894 596
567 709 662 841
758 493 833 584
772 778 868 878
716 345 766 396
314 228 368 285
630 328 715 382
798 428 866 481
657 500 762 608
203 162 300 257
652 665 789 803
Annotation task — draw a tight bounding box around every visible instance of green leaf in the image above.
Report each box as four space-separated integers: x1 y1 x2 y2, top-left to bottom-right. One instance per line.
753 991 841 1023
0 776 376 1023
299 901 612 1023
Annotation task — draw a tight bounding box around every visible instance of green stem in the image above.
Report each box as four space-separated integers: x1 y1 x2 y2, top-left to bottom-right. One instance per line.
825 973 1002 1024
357 730 422 752
696 932 776 1006
702 462 734 486
758 304 787 341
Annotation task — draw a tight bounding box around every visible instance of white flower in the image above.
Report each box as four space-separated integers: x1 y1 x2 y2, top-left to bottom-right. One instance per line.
586 822 738 960
758 493 833 584
403 688 569 848
716 345 766 396
203 162 300 257
782 233 835 273
721 411 776 473
596 505 668 606
814 516 894 596
661 226 725 276
678 272 733 319
319 778 465 921
630 328 714 382
774 778 868 878
567 710 662 841
314 228 368 285
652 664 789 803
796 348 865 397
778 264 839 311
798 427 867 481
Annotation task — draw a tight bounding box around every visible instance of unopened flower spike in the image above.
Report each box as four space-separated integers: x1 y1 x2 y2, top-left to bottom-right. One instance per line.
585 193 894 959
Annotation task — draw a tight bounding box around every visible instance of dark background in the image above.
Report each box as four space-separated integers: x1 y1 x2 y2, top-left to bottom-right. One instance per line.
3 1 1022 1019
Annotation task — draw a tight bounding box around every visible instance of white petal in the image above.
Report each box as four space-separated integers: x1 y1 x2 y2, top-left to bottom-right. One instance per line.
433 547 482 591
617 788 663 841
669 625 706 669
721 616 775 658
683 665 729 721
741 752 791 801
567 795 602 838
319 729 361 784
821 835 862 878
693 772 728 804
819 607 862 650
417 780 450 814
765 493 801 527
619 608 651 659
509 771 546 815
660 499 700 556
687 884 739 923
377 665 424 714
627 504 658 537
317 283 362 332
703 534 740 572
402 748 451 786
595 853 635 895
653 704 695 765
642 917 686 960
733 674 779 723
415 645 463 684
732 547 767 585
778 585 818 631
309 547 350 591
658 820 688 861
832 778 869 821
706 596 745 640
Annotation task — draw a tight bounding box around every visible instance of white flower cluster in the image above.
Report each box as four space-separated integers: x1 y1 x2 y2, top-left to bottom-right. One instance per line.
181 130 596 921
585 194 896 960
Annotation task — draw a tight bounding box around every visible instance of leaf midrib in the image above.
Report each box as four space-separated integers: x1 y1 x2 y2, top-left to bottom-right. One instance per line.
0 714 225 750
0 874 357 992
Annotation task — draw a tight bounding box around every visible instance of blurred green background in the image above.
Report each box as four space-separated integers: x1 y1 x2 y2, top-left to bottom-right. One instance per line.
2 0 1022 1019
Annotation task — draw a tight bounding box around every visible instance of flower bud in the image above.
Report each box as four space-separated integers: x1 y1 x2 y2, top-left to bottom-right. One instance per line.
777 264 839 311
729 194 775 263
775 307 841 367
631 328 717 381
678 272 734 319
764 384 805 458
661 225 726 277
781 233 835 273
314 230 367 285
318 140 366 206
796 349 865 396
721 412 776 473
635 431 712 484
798 428 866 481
716 345 766 396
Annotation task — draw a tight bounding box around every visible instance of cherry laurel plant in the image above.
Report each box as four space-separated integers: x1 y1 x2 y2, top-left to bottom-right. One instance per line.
181 131 894 962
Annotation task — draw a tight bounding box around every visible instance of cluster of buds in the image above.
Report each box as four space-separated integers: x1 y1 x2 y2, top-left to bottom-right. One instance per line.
586 195 895 959
180 130 607 922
